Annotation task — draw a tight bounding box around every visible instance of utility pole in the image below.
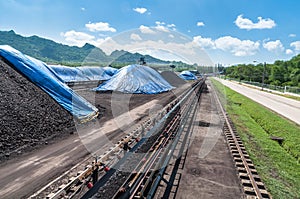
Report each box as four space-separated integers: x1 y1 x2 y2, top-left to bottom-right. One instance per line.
254 61 266 91
261 62 266 91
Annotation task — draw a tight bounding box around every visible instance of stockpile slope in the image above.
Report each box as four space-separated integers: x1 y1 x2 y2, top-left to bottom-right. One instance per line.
0 45 98 121
160 71 186 87
0 57 74 161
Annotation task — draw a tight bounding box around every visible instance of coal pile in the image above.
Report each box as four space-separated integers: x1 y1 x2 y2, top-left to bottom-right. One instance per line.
160 71 186 87
0 57 75 162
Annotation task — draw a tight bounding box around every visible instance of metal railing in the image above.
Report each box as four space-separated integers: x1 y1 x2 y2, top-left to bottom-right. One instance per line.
222 77 300 95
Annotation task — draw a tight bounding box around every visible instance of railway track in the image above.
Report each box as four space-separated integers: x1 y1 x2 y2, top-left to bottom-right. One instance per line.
212 82 272 199
82 80 204 199
29 78 271 199
29 80 204 199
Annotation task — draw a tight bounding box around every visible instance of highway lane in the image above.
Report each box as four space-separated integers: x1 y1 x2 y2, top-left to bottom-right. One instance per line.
215 78 300 125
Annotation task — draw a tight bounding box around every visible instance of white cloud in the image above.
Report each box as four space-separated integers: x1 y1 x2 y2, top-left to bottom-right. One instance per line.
155 21 170 32
167 24 176 31
215 36 260 56
133 7 147 14
81 7 85 11
155 25 169 32
139 23 176 34
60 29 214 65
286 49 293 55
291 41 300 51
130 33 142 41
289 34 296 38
60 30 95 47
155 21 165 25
167 24 176 28
235 15 276 30
85 22 116 32
139 25 156 34
197 22 205 27
154 21 177 32
98 39 212 65
193 36 215 49
192 35 260 57
263 40 284 52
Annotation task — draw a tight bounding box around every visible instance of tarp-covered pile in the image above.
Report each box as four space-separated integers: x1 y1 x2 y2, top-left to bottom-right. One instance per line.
94 64 173 94
50 65 113 83
179 70 198 80
103 66 118 76
0 45 98 122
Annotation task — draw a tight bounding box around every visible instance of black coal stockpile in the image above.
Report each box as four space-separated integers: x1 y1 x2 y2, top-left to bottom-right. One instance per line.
0 57 74 162
160 71 186 87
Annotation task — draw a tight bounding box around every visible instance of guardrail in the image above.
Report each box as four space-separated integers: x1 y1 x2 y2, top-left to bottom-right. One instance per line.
222 77 300 96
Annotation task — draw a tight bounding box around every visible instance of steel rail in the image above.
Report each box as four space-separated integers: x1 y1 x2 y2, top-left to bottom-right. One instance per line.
31 80 204 199
119 81 204 199
212 80 270 199
114 81 201 199
146 81 202 198
82 80 204 199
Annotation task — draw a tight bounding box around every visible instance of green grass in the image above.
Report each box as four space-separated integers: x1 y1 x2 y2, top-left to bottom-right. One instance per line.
211 78 300 199
280 94 300 102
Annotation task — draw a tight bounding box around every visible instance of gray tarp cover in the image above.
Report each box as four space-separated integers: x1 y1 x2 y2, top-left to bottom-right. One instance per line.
179 70 198 80
94 64 174 94
50 65 114 82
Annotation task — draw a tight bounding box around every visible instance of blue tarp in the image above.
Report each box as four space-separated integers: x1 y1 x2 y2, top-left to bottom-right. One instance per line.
50 65 112 83
0 45 98 122
94 64 174 94
103 66 118 76
179 70 198 80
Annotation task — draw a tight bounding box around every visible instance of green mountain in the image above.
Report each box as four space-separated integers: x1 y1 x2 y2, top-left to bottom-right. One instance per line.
0 30 172 65
112 51 169 64
0 30 108 63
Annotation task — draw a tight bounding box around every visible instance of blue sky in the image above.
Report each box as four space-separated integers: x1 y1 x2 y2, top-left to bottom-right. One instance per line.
0 0 300 65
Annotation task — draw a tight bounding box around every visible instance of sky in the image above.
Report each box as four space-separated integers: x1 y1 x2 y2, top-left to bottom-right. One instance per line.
0 0 300 66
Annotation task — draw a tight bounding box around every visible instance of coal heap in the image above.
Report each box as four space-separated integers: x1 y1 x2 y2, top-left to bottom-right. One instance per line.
160 71 186 87
0 57 75 162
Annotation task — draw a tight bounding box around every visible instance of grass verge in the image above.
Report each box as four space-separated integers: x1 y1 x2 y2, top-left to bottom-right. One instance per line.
211 78 300 199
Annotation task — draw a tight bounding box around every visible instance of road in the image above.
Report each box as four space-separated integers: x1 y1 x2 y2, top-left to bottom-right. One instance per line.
215 78 300 125
0 135 89 198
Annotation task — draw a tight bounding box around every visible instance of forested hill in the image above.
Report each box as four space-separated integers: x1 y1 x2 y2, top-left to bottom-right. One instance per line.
0 30 170 65
224 55 300 87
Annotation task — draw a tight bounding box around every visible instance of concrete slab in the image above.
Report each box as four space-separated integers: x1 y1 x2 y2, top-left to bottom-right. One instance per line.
158 80 243 199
